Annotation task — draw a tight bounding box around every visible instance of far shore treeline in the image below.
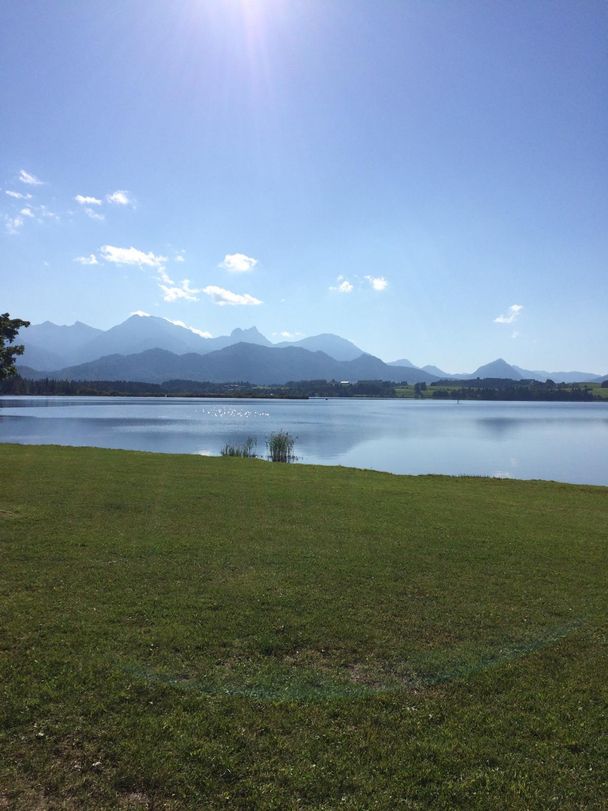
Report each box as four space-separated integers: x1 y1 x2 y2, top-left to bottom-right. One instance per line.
1 375 605 401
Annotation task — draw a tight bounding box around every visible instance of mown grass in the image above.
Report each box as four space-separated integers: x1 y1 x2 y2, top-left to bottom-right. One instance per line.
0 444 607 809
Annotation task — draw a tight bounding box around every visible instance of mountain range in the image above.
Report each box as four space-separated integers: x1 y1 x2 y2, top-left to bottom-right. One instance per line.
17 314 606 386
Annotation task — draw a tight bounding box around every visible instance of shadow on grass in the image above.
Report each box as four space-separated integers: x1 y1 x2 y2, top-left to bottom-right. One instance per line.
121 618 584 703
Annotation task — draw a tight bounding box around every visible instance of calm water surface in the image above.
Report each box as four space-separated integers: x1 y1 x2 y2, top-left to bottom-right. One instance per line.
1 396 607 485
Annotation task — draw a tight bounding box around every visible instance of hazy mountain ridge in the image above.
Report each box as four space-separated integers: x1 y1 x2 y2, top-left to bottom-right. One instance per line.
512 365 603 384
21 343 436 386
421 364 451 377
21 320 103 368
21 315 358 370
275 333 365 361
421 358 603 384
388 358 416 368
17 315 604 383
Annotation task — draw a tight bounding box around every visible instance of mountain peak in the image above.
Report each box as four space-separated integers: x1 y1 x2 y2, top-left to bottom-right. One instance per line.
229 327 271 346
125 312 160 322
274 333 365 361
388 358 417 368
231 326 263 337
471 358 522 380
422 364 450 377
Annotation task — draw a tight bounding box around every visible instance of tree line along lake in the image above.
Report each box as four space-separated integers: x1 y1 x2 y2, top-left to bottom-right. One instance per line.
1 396 607 486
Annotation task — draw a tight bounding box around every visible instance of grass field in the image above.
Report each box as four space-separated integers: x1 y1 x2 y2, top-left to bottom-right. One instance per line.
589 383 608 399
394 383 608 400
1 444 607 809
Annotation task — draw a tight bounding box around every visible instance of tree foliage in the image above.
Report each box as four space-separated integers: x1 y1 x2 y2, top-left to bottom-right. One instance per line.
0 313 30 380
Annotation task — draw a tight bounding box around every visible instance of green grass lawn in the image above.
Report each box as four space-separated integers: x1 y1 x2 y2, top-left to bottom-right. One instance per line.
589 383 608 399
1 444 607 809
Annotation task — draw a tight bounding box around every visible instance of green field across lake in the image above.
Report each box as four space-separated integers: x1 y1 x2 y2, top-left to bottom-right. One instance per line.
1 444 607 809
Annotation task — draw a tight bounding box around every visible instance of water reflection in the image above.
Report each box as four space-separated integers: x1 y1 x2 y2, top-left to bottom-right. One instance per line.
0 397 607 485
476 415 608 439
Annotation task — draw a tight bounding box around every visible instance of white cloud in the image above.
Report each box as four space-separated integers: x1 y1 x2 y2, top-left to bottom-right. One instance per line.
164 318 212 338
97 244 221 308
39 205 58 220
19 169 43 186
5 190 31 200
5 204 57 228
365 275 388 291
160 280 200 303
273 330 304 340
329 275 353 293
106 190 131 206
494 304 523 324
100 245 167 268
175 254 186 263
156 267 175 285
130 310 151 317
74 254 99 265
220 253 258 273
202 285 262 306
84 207 105 221
5 215 24 234
75 194 102 206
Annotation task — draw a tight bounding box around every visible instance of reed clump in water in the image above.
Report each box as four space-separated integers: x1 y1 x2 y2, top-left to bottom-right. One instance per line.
266 431 296 463
220 437 257 458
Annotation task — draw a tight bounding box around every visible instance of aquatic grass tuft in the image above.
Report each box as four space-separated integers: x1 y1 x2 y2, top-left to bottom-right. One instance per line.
220 436 257 457
266 430 296 462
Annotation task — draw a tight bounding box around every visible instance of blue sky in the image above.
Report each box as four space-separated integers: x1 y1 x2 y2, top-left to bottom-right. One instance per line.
2 0 607 372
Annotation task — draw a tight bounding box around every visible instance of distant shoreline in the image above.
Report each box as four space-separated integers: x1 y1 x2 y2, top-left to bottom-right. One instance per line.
2 372 608 403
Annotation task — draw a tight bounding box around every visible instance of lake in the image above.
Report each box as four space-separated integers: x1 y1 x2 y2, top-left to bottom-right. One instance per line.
1 396 607 486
